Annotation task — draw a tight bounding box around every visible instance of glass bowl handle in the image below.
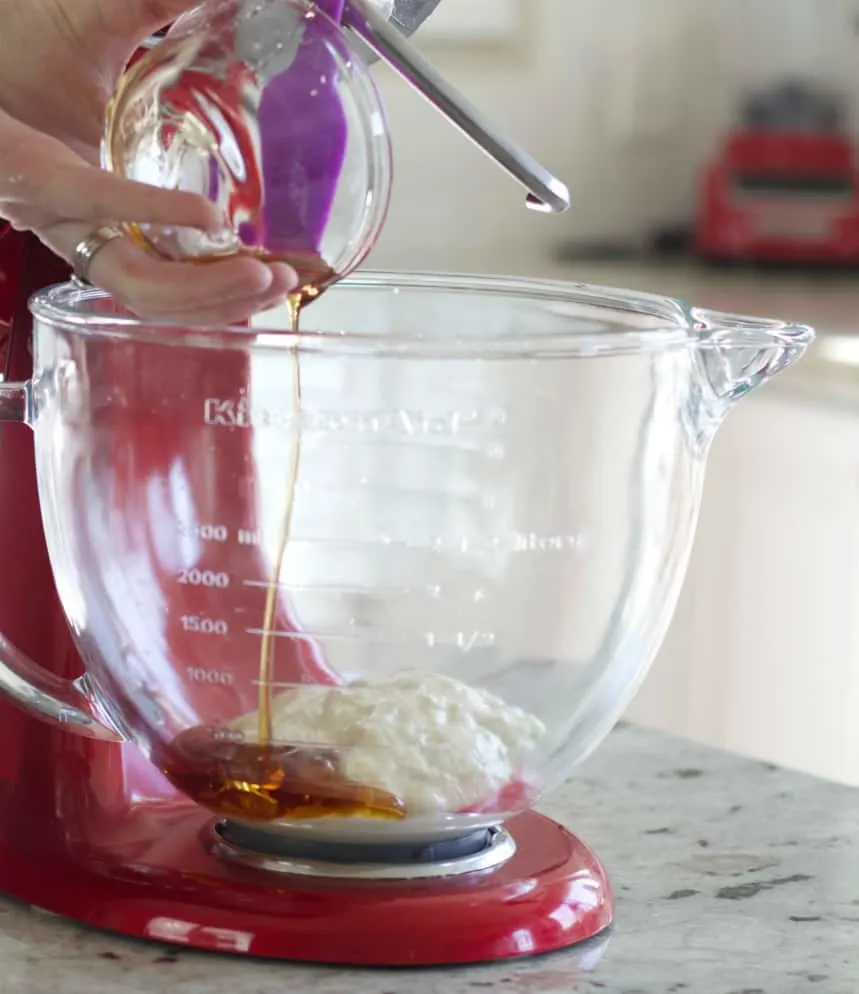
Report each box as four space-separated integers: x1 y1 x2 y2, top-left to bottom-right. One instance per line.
0 379 121 741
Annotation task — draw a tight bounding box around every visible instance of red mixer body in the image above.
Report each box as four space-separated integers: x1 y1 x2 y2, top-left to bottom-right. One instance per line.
0 223 613 965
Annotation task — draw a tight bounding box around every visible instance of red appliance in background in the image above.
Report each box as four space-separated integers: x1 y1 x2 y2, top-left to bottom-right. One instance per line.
695 81 859 265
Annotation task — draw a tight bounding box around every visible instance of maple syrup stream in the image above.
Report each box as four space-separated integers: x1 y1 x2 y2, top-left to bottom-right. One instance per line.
254 287 307 749
162 257 407 824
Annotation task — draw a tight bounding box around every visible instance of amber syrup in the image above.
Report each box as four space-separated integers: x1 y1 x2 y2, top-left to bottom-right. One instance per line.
159 254 406 824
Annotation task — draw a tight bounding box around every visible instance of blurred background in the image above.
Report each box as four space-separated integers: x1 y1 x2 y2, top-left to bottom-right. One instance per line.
371 0 859 787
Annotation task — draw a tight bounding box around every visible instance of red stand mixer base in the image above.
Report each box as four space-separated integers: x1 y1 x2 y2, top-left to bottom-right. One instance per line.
0 808 613 966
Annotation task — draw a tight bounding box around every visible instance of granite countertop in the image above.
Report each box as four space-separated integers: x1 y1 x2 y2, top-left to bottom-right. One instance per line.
1 723 858 993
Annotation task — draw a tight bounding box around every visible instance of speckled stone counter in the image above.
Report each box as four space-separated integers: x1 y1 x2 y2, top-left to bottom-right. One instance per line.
1 723 857 993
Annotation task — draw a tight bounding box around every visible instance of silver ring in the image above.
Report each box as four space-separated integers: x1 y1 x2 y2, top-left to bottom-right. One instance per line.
71 225 124 285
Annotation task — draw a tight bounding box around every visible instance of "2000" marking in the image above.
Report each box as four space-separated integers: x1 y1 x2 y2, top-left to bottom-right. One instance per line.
178 568 230 589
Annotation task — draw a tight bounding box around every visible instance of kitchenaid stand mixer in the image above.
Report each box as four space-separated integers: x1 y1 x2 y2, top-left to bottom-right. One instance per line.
0 0 813 969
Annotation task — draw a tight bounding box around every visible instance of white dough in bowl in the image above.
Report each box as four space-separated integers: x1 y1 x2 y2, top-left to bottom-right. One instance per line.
230 671 546 812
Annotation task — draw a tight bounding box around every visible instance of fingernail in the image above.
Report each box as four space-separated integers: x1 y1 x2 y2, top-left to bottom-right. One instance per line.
267 262 299 293
206 211 228 233
195 198 224 231
172 191 222 231
236 261 274 296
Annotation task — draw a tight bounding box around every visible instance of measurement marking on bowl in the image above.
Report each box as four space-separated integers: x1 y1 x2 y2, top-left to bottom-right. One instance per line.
177 523 231 543
187 667 235 686
231 532 581 554
315 435 507 458
178 568 231 588
245 628 496 650
242 580 443 599
236 531 486 552
180 615 230 635
297 482 500 503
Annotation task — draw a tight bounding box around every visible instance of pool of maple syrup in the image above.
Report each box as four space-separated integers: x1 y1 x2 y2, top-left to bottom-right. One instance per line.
155 252 407 825
161 727 406 822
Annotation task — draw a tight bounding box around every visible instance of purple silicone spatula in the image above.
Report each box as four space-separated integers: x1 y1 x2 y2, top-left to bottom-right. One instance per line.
256 0 349 260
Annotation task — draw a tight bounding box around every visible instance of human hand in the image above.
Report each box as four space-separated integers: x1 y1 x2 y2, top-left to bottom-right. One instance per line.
0 0 298 324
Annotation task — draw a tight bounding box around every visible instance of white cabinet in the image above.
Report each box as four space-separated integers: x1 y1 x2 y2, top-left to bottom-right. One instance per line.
627 387 859 786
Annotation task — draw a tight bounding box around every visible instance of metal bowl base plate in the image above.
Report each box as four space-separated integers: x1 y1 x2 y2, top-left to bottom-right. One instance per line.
209 820 518 880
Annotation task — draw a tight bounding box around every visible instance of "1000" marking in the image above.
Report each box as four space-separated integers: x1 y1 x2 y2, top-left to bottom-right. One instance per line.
186 667 234 686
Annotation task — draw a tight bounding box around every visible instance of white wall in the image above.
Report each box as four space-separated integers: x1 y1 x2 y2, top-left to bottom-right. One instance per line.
369 0 859 271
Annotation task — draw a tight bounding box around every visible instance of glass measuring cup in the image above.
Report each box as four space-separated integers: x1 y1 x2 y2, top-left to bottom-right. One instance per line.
0 274 811 847
104 0 393 288
104 0 570 287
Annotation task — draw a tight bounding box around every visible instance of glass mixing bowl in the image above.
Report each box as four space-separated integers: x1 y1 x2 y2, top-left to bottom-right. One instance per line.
0 274 811 846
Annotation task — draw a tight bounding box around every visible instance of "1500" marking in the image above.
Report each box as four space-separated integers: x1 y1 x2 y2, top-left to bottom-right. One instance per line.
180 615 229 636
